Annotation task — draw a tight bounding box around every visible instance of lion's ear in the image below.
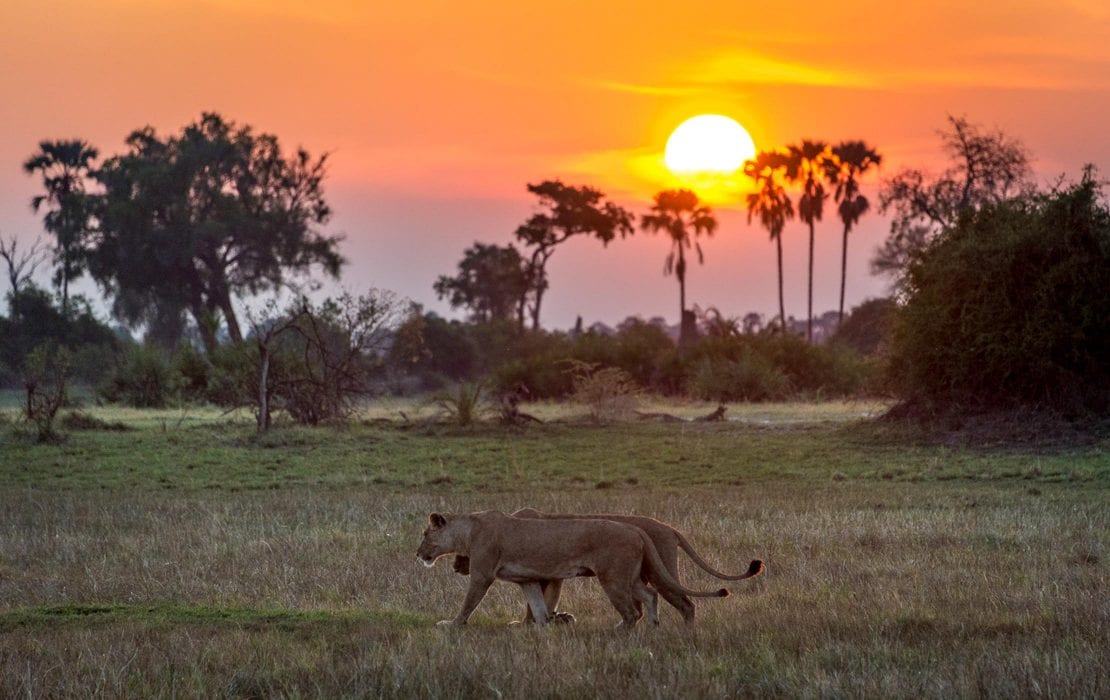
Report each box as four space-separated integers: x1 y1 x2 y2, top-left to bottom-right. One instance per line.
429 513 447 528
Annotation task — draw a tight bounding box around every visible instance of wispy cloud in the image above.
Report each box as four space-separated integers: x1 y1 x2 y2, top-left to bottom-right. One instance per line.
591 81 707 97
586 48 874 97
690 50 876 88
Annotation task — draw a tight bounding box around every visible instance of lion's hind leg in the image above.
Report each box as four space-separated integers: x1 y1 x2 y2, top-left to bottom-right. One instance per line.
597 573 643 628
634 581 659 625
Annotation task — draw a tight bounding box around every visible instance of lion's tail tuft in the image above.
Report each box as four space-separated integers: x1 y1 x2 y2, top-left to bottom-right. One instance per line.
746 560 764 578
716 588 730 598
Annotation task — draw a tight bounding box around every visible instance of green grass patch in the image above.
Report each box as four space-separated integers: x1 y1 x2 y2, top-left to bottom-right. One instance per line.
0 603 429 632
1 401 1105 492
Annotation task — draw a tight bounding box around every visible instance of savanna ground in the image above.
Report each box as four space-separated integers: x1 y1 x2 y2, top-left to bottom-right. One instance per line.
0 394 1107 698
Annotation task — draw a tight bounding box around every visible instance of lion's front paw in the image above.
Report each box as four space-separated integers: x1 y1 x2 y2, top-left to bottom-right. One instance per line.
552 612 576 624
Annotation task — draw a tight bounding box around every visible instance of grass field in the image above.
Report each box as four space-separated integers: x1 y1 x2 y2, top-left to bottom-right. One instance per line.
1 398 1107 697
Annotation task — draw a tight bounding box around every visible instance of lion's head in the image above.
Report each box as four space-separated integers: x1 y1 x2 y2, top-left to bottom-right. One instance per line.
416 512 462 567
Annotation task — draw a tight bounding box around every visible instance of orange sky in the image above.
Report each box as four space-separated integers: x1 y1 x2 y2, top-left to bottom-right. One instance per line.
2 0 1109 329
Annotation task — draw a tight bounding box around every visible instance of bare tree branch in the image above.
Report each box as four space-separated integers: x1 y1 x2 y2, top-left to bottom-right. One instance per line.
0 233 47 296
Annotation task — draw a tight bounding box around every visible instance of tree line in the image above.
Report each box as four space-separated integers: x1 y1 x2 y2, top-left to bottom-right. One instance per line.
5 112 1104 430
11 112 894 353
436 139 884 345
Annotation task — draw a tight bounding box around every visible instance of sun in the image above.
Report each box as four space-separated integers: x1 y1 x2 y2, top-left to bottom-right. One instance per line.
664 115 756 175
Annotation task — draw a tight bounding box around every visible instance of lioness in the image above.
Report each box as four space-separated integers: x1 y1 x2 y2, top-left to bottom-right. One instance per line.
453 507 764 623
417 510 729 627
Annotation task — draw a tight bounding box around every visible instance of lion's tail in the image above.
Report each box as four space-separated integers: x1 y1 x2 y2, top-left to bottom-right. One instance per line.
637 530 729 599
674 530 764 581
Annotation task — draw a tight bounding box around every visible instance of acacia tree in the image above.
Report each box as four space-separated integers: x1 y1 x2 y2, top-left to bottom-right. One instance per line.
514 180 634 329
91 113 343 354
786 140 829 342
826 141 882 323
640 189 717 344
874 116 1031 285
434 242 535 327
22 140 99 314
744 151 795 331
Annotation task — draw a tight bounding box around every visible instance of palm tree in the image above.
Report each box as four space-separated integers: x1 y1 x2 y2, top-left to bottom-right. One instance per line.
23 140 99 314
640 189 717 343
827 141 882 324
744 151 794 332
786 140 829 342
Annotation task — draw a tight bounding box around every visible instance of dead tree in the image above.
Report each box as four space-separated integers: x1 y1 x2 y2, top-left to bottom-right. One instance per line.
0 233 46 295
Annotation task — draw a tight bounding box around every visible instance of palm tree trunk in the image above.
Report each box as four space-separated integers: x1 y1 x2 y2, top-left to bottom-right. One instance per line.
839 223 850 325
807 221 814 342
676 247 687 342
776 234 786 332
60 209 70 316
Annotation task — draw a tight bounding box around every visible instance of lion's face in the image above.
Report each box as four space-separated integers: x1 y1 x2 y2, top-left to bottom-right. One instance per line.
416 512 455 567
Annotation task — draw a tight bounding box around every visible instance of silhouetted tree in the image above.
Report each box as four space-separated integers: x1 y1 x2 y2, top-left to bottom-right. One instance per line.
434 243 535 326
826 141 882 323
744 151 795 331
22 140 99 314
640 189 717 344
786 140 830 342
0 233 46 296
514 181 634 329
874 116 1031 285
91 113 343 354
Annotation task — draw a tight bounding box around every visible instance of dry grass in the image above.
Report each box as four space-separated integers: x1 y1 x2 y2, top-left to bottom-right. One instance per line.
1 481 1107 697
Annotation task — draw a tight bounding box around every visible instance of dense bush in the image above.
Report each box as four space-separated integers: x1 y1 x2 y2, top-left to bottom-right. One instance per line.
205 341 258 409
482 321 875 402
0 287 122 387
684 333 875 399
688 351 790 402
492 353 574 398
98 344 180 408
833 298 896 356
891 174 1110 413
388 312 480 386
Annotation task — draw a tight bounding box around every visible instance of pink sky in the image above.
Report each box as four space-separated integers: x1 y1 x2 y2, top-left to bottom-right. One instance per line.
2 1 1108 329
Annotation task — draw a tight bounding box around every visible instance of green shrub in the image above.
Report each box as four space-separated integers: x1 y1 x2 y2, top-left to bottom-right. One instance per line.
389 312 480 383
833 298 897 356
205 342 257 409
750 335 855 397
23 344 71 442
688 350 790 402
99 344 179 408
174 343 211 401
892 174 1110 413
492 353 573 398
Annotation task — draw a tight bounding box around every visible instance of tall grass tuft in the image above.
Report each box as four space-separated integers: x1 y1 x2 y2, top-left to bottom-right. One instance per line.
433 382 485 426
